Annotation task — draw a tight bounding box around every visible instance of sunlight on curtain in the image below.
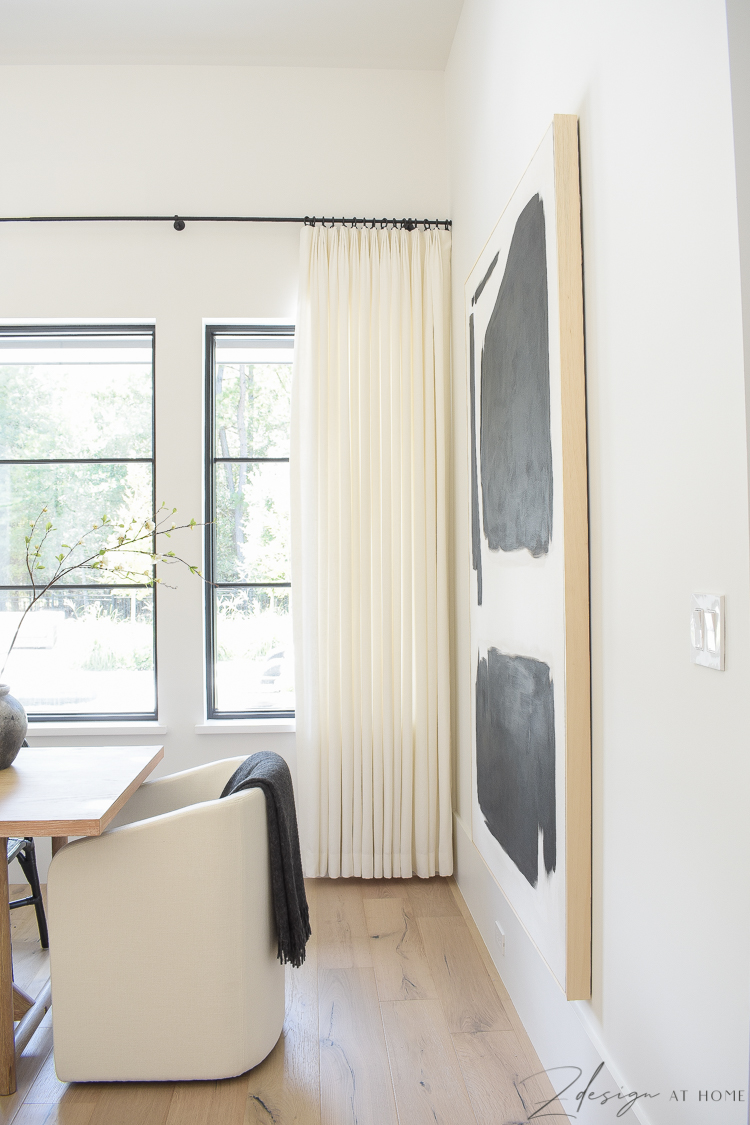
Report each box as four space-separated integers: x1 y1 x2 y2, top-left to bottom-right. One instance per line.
291 225 452 879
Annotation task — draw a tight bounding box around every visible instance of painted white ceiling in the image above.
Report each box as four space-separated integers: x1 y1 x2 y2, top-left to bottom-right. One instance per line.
0 0 464 69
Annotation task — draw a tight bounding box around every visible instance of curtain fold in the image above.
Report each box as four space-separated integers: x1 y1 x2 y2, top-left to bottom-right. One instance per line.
291 225 452 879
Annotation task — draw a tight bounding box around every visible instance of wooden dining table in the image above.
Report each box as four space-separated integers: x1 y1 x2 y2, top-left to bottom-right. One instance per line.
0 744 164 1095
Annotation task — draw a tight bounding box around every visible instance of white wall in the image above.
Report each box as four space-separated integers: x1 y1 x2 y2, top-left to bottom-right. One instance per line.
724 3 750 1109
446 3 750 1122
0 63 448 876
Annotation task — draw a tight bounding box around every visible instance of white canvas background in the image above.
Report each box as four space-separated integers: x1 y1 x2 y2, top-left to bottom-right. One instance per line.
467 124 568 990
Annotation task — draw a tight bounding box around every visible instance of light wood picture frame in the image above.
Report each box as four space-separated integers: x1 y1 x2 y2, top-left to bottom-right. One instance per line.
466 115 591 1000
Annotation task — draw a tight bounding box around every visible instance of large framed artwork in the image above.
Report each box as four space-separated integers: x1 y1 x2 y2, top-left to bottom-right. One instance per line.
467 115 591 1000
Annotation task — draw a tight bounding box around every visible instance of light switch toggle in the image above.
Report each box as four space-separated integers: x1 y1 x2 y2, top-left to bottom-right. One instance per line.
690 594 725 670
690 608 703 650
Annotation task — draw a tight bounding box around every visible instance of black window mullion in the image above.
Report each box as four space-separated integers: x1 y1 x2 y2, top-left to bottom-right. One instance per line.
0 458 152 465
212 581 292 592
0 584 153 591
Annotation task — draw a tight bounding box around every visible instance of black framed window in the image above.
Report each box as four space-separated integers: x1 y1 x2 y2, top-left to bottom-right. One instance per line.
205 326 294 718
0 326 157 721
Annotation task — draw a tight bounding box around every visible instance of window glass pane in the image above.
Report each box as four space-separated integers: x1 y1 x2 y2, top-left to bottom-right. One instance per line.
0 334 152 459
0 462 153 585
208 328 294 718
214 461 290 583
0 588 155 716
215 361 292 458
214 587 293 713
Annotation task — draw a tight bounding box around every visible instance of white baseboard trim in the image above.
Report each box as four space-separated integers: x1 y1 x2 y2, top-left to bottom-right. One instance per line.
453 812 654 1125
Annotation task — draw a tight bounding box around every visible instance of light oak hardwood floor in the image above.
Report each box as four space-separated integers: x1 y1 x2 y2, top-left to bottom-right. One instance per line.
2 878 568 1125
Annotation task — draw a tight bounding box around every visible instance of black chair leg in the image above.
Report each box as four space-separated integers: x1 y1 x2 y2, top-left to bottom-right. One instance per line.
16 839 49 950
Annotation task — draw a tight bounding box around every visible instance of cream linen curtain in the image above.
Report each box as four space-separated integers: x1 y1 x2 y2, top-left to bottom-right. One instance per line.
291 225 453 879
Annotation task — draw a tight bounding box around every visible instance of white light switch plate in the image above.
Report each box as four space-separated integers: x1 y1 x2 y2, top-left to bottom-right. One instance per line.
690 593 725 670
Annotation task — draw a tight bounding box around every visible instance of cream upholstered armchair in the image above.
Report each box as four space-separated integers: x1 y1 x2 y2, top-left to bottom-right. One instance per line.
47 756 285 1083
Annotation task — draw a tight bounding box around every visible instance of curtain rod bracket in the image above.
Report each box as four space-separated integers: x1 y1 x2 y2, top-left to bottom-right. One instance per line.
173 216 186 231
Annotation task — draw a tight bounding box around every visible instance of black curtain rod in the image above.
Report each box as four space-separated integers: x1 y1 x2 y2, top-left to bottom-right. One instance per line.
0 214 451 232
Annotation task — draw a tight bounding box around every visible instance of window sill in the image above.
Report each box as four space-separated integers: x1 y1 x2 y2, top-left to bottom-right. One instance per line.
26 721 168 737
195 719 296 735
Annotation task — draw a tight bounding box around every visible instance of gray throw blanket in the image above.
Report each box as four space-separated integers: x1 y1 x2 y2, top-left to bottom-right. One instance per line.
221 751 311 968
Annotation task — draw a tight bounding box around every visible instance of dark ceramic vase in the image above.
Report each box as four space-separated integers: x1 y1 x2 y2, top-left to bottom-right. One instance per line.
0 684 27 769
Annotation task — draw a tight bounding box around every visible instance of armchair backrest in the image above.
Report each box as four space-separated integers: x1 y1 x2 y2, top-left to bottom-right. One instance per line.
107 756 246 830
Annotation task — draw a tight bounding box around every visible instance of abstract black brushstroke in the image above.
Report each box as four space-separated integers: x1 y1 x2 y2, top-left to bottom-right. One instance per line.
469 314 482 604
476 648 556 887
480 194 552 557
472 251 499 307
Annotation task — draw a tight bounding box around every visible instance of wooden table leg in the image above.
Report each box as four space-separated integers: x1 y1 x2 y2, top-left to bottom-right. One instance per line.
51 837 68 857
0 838 16 1095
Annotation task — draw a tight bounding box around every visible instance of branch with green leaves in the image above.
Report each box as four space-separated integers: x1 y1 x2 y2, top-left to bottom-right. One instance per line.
1 502 209 680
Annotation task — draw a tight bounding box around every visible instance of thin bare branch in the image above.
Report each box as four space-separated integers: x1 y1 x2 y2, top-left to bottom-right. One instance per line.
2 506 209 677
